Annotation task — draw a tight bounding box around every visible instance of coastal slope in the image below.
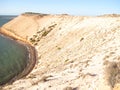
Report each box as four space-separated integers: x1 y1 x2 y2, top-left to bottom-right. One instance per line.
1 14 120 90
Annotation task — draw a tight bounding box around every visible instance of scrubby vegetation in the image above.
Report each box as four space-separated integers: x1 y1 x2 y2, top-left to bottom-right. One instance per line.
29 24 57 45
22 12 49 16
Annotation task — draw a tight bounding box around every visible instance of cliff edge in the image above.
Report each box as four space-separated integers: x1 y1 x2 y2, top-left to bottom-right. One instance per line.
1 13 120 90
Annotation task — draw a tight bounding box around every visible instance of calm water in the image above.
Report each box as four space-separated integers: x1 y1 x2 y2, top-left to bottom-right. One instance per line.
0 15 17 26
0 15 30 85
0 34 29 85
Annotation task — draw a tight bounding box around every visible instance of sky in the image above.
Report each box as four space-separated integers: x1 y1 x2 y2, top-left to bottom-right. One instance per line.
0 0 120 15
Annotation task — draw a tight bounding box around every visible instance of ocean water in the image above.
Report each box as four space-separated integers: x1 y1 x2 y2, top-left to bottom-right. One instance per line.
0 15 30 85
0 34 29 85
0 15 17 27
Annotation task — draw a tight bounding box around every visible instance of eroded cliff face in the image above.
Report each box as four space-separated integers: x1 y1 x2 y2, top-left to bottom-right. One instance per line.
1 14 120 90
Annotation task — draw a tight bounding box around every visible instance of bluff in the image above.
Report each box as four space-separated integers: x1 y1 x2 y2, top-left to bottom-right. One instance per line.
1 13 120 90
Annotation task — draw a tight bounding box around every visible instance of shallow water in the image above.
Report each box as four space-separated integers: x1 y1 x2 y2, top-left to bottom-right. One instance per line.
0 34 29 85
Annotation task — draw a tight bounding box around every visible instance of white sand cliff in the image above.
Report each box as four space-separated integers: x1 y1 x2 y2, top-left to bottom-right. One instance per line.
1 13 120 90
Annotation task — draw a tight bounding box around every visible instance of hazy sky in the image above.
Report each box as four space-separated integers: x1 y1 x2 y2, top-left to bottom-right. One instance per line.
0 0 120 15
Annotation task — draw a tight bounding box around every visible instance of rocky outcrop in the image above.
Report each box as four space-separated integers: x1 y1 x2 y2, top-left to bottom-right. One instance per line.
1 14 120 90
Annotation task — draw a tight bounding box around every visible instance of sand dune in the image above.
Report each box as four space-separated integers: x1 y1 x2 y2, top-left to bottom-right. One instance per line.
1 13 120 90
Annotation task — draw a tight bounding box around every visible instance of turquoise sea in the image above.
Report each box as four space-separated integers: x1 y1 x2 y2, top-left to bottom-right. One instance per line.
0 34 28 85
0 15 30 85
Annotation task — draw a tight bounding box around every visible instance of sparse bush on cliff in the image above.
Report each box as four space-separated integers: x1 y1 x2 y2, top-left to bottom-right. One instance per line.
29 38 36 43
29 24 57 45
42 30 51 37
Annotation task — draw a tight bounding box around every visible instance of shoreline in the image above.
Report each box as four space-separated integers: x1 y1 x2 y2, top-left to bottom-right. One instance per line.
0 27 37 85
